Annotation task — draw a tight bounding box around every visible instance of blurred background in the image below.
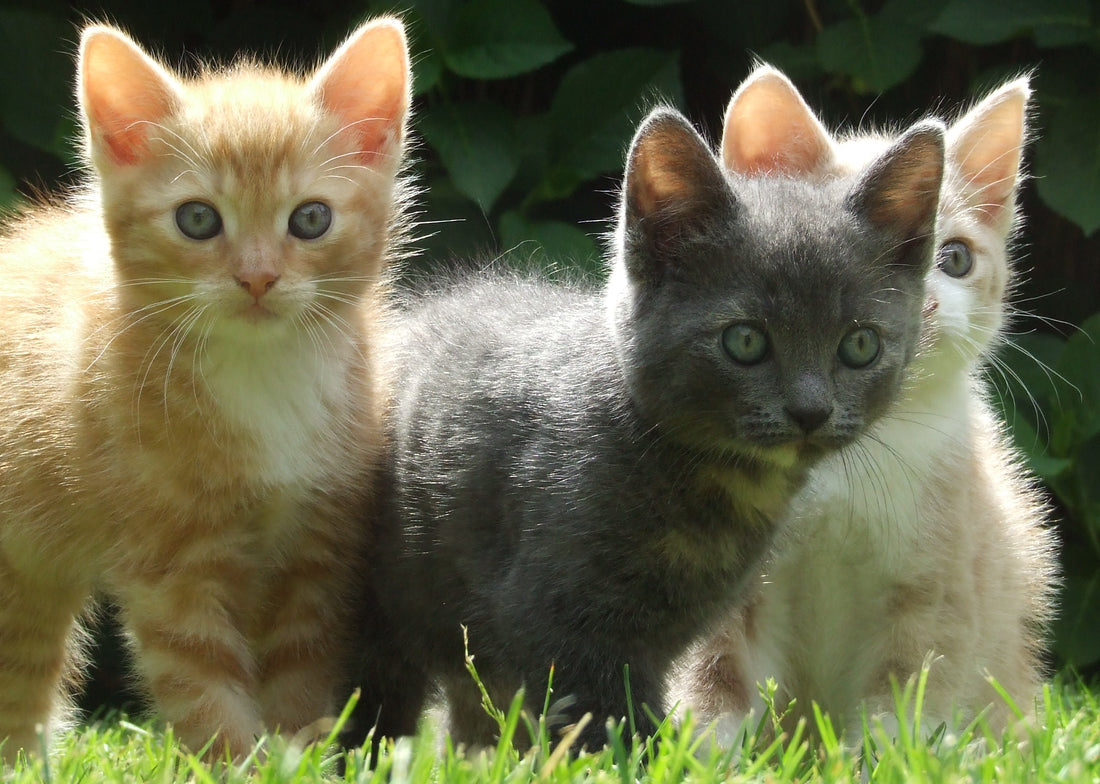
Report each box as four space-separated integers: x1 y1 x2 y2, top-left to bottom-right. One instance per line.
0 0 1096 717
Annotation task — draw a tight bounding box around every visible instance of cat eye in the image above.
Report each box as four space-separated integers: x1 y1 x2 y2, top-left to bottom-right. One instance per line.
175 201 222 240
289 201 332 239
722 323 769 365
837 327 880 369
937 240 973 278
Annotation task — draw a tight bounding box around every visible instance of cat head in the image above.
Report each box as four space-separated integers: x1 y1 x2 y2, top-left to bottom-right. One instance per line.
608 107 943 468
934 78 1029 372
722 64 1029 382
78 19 410 344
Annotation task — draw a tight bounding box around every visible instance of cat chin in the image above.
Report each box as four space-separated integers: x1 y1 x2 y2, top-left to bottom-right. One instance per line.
207 307 299 344
727 440 824 471
755 443 804 470
237 302 281 325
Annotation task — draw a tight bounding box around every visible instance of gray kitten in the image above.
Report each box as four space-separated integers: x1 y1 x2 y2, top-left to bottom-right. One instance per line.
348 107 944 751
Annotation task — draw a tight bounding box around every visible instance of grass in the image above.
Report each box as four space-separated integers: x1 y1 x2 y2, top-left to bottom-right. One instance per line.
4 673 1100 784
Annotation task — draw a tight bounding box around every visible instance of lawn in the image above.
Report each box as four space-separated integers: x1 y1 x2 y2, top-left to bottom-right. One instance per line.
6 671 1100 784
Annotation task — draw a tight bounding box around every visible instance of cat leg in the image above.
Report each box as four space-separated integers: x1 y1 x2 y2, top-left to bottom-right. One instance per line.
254 518 364 740
115 572 262 761
443 670 517 749
667 635 760 749
0 559 88 763
337 567 434 761
525 655 663 753
342 641 432 752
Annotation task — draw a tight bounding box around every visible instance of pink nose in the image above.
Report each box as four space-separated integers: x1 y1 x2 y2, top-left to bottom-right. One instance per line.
236 272 279 299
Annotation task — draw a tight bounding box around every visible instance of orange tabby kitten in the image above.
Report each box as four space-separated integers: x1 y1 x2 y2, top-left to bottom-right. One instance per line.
0 19 409 761
669 66 1058 745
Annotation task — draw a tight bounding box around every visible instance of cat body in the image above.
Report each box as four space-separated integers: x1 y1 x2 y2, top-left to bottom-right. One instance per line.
349 107 945 750
669 67 1058 744
0 20 410 760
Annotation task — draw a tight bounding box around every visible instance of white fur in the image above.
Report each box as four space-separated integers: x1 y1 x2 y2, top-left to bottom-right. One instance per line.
198 326 350 488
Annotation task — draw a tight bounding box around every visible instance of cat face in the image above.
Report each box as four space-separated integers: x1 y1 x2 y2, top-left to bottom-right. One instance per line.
722 65 1029 384
78 21 409 345
608 109 943 467
929 80 1028 372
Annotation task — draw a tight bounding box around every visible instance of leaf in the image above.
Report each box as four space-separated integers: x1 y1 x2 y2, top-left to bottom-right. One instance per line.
419 101 520 213
412 45 445 96
498 211 601 275
1075 436 1100 523
0 9 74 159
757 41 823 83
1001 407 1072 482
407 177 496 270
878 0 953 28
994 331 1067 412
544 48 682 198
0 162 16 209
931 0 1089 45
1034 98 1100 236
1052 559 1100 669
1051 314 1100 448
989 330 1068 450
815 7 924 93
1033 21 1094 47
441 0 572 79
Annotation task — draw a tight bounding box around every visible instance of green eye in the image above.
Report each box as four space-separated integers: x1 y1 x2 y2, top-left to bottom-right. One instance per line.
175 201 222 240
289 201 332 239
838 327 880 368
937 240 972 278
722 323 769 365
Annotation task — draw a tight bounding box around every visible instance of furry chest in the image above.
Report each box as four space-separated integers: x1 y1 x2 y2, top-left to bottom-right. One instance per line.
197 346 349 488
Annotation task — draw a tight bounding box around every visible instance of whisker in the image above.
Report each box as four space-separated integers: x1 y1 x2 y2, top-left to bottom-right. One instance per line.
130 303 203 441
84 293 200 372
162 304 209 427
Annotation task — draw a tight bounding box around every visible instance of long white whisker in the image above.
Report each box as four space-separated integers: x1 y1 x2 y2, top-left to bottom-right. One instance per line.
84 293 199 372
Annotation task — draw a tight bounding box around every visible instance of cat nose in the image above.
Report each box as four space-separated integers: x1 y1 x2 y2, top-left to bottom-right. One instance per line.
784 404 833 434
235 272 279 299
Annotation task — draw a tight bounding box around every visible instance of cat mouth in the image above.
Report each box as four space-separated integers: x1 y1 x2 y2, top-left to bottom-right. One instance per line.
239 302 279 323
794 439 829 463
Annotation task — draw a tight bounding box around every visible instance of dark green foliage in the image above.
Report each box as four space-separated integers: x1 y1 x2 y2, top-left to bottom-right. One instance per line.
994 316 1100 671
0 0 1097 702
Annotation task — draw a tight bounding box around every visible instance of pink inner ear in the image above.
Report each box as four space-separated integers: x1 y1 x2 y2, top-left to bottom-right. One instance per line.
722 70 832 176
950 91 1027 224
325 85 405 167
87 91 174 166
313 20 409 166
81 28 178 167
629 142 683 218
859 123 944 238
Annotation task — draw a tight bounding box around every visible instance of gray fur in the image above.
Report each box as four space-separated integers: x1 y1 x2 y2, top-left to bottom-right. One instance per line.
347 108 944 751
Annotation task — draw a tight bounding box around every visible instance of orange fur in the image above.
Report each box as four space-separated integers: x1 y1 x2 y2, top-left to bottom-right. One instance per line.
0 18 410 762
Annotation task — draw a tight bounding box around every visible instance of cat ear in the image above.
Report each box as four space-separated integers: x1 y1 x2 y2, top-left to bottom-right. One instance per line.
848 119 945 272
79 25 182 167
621 108 733 282
310 17 410 170
721 63 834 176
947 77 1030 229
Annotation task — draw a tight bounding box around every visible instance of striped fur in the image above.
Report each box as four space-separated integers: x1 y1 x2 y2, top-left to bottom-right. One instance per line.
0 19 410 761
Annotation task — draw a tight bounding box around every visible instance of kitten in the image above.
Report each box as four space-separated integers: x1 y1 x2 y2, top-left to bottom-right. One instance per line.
668 66 1059 746
346 105 945 752
0 19 409 761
